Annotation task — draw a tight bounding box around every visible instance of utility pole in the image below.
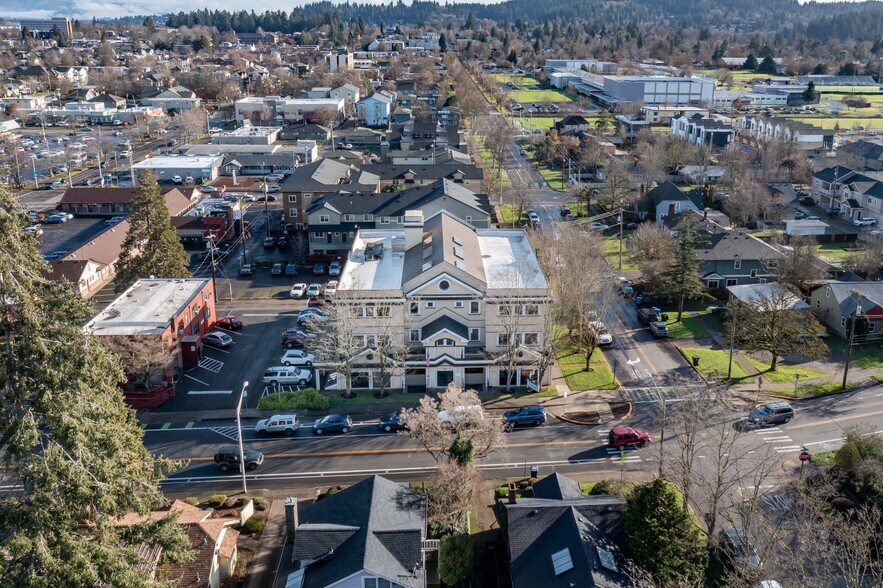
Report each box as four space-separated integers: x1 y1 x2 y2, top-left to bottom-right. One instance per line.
618 208 623 271
842 291 861 390
263 182 270 237
235 381 249 494
239 195 248 269
208 234 217 296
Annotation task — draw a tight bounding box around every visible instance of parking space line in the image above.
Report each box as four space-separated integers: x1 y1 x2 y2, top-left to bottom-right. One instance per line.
187 390 233 395
160 423 171 430
214 327 242 335
140 423 147 430
184 374 210 386
185 422 195 429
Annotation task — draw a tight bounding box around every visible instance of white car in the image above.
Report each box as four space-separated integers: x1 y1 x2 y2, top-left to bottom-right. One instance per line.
438 405 484 424
254 414 299 436
290 283 307 298
203 331 233 348
587 222 610 231
854 218 878 226
265 173 284 182
21 226 43 236
306 284 322 297
280 349 315 366
262 366 312 387
590 321 613 346
266 184 281 193
328 261 341 276
324 280 338 296
172 175 183 184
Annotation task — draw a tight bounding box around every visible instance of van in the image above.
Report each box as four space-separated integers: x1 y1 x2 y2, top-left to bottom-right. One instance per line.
254 414 299 436
262 366 312 387
747 402 794 427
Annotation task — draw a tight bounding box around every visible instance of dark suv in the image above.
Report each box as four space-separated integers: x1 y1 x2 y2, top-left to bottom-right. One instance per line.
638 307 662 324
504 405 547 427
747 402 794 427
213 446 264 472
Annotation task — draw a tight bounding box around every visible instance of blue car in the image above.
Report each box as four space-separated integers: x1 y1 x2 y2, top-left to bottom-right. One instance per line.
503 405 547 427
378 411 406 432
312 413 353 435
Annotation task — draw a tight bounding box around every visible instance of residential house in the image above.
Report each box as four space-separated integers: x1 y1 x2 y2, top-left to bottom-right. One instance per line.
836 140 883 171
647 181 703 222
356 91 395 128
52 65 89 86
306 179 492 254
553 115 590 134
280 159 379 229
283 475 429 588
318 210 552 392
281 122 330 142
141 86 202 111
59 186 195 216
330 83 361 106
695 229 783 291
735 115 834 151
361 163 483 190
671 114 734 148
89 93 126 109
641 105 709 125
810 282 883 342
85 278 218 369
811 166 883 224
726 283 810 310
115 499 243 588
220 154 300 177
306 87 331 99
501 473 629 588
45 220 130 298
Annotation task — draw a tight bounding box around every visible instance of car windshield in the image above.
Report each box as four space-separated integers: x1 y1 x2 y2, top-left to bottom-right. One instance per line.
320 415 335 423
755 406 771 415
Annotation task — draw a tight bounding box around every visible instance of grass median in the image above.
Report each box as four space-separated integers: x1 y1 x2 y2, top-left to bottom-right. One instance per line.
557 344 618 391
743 356 826 384
678 347 751 381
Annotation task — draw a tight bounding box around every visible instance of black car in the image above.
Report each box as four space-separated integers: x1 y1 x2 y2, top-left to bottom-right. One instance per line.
312 262 326 275
277 236 288 249
213 446 264 472
263 236 277 249
379 412 406 432
312 414 353 435
504 405 547 427
748 402 794 427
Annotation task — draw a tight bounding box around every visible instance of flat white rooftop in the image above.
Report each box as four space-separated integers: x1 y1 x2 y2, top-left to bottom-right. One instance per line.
132 155 223 169
476 230 548 290
86 278 210 336
339 230 405 292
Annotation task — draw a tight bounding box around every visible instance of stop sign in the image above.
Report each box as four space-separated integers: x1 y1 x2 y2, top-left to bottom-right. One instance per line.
799 451 810 462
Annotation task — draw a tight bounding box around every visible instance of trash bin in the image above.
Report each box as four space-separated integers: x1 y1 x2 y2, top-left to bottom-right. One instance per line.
692 355 700 367
530 465 539 479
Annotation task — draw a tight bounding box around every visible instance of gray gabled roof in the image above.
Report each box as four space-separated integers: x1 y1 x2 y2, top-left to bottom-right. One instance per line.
532 472 583 500
294 475 425 588
822 281 883 313
648 181 703 208
421 315 469 341
838 139 883 162
695 229 782 262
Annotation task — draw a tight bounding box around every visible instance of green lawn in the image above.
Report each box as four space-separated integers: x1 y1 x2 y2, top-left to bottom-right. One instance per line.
815 242 858 265
776 382 851 398
743 356 826 383
601 234 640 272
826 340 883 370
325 389 415 406
475 145 511 187
678 347 751 381
664 313 715 339
506 89 572 104
874 373 883 383
491 73 540 86
782 116 883 131
515 116 561 131
498 204 527 226
557 345 618 391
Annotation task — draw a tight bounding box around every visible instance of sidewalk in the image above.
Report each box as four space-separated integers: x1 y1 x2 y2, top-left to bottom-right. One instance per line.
243 498 287 588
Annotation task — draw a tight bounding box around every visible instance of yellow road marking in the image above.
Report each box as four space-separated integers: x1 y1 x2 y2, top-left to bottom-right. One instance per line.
787 408 883 430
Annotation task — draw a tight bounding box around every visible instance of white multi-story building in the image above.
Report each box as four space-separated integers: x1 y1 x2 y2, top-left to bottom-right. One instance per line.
317 210 553 393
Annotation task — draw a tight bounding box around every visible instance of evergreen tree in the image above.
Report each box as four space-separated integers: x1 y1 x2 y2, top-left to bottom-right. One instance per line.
839 62 858 76
115 171 191 293
757 54 778 74
439 33 447 53
0 187 191 586
624 480 706 586
802 80 817 103
658 217 709 321
744 53 759 70
813 62 828 75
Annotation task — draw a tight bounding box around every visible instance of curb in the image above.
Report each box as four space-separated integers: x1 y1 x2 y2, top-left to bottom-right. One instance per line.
549 400 634 426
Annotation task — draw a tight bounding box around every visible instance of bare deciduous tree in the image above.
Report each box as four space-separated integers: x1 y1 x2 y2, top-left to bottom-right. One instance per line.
767 235 825 292
304 299 364 398
102 336 175 389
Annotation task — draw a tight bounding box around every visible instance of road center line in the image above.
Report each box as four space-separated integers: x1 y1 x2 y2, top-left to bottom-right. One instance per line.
787 408 883 430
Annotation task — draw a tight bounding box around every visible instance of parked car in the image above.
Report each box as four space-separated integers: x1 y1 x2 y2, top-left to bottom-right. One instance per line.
312 262 326 275
240 263 254 276
528 211 540 224
203 331 234 348
214 446 264 472
587 222 610 231
254 414 299 436
747 402 794 427
280 349 315 366
437 405 484 424
590 321 613 345
297 311 329 326
263 236 277 249
271 263 284 276
719 527 762 569
307 296 325 309
794 211 806 220
328 261 341 276
172 175 183 184
312 413 353 435
21 225 43 236
324 280 338 297
649 321 669 337
504 405 547 427
854 217 878 226
805 215 821 221
277 236 288 250
262 366 311 387
43 214 68 224
607 426 651 449
306 284 322 297
290 283 307 298
200 185 218 193
280 329 316 348
265 173 285 182
638 307 662 324
378 412 406 432
285 263 299 276
266 184 281 193
216 315 243 330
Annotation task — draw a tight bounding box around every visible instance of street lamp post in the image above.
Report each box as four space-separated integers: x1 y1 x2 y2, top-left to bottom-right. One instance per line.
236 381 249 494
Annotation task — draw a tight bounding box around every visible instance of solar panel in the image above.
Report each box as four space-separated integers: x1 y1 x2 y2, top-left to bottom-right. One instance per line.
597 547 619 573
551 548 574 575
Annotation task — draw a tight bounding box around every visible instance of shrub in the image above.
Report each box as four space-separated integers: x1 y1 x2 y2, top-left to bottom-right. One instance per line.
256 388 330 411
439 533 472 587
242 518 265 535
207 494 227 508
223 497 247 509
589 480 624 496
184 497 199 506
252 497 268 511
834 441 861 471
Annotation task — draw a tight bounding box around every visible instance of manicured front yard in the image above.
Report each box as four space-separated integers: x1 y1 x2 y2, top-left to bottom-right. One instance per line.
498 204 527 226
664 313 715 339
743 355 826 383
557 345 618 390
678 347 750 381
815 242 858 265
776 381 850 398
826 340 883 369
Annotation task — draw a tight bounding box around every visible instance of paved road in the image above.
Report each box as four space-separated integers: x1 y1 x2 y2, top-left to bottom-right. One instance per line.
141 384 883 495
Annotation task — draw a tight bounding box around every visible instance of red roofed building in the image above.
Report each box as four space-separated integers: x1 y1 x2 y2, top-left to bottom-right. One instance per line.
59 187 197 217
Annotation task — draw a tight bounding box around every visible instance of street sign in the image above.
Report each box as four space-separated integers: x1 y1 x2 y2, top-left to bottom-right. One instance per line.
799 451 810 463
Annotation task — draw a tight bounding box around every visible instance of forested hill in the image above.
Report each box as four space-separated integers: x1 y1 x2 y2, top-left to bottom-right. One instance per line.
164 0 883 39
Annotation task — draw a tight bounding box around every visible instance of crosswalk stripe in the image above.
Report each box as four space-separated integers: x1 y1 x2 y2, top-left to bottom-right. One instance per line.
160 422 171 430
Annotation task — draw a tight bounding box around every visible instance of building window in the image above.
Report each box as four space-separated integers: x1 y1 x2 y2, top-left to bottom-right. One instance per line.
497 333 511 346
840 316 847 328
379 216 389 224
409 329 421 342
469 301 480 314
289 209 298 218
707 280 719 289
869 322 877 333
524 304 539 316
319 215 330 223
749 269 757 278
826 287 831 298
499 305 512 316
465 216 472 223
438 279 451 291
363 214 373 221
469 328 480 341
409 302 419 315
523 333 539 345
437 338 455 346
344 214 355 222
288 195 297 203
454 301 463 308
363 304 375 318
303 193 312 199
816 299 821 309
314 232 325 239
726 279 737 287
425 301 435 309
733 259 741 269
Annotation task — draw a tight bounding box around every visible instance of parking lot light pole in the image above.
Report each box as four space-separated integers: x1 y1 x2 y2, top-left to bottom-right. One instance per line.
236 381 249 494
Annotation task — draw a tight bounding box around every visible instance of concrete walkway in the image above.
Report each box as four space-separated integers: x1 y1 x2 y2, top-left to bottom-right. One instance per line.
243 499 287 588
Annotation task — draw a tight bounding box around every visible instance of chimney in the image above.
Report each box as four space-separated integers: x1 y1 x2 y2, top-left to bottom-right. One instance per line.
284 497 298 541
404 210 424 250
507 489 517 504
380 140 390 163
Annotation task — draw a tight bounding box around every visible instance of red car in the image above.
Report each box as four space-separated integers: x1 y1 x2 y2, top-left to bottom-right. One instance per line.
608 426 651 449
281 329 317 349
216 315 243 330
307 296 325 309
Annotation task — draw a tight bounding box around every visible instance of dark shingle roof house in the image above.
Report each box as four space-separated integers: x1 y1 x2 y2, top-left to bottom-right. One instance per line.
287 475 427 588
